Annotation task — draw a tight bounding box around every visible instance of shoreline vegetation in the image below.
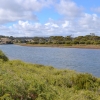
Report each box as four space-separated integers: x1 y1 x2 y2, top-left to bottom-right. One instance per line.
15 43 100 49
0 50 100 99
1 34 100 50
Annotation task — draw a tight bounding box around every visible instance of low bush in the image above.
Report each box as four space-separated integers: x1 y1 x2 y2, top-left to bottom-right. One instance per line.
0 51 100 100
0 50 9 61
72 73 100 90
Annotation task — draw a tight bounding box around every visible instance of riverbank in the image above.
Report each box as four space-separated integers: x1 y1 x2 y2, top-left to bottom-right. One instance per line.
15 43 100 49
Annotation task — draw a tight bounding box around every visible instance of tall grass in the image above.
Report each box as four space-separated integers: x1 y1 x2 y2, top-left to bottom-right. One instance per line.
0 51 100 100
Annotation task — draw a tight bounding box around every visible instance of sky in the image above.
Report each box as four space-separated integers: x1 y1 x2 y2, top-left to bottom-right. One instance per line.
0 0 100 37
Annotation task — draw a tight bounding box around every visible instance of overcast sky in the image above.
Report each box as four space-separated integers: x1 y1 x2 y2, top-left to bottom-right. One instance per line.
0 0 100 37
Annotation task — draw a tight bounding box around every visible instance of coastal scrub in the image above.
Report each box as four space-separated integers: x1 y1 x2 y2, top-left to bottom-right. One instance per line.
0 51 100 100
0 50 9 61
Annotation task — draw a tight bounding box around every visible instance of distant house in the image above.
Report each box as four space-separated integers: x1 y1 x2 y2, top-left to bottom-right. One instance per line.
25 39 34 42
0 38 12 44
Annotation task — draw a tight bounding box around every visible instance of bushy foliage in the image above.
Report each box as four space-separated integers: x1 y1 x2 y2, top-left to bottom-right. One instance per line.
0 56 100 99
15 34 100 45
0 51 100 100
72 73 100 90
0 50 9 61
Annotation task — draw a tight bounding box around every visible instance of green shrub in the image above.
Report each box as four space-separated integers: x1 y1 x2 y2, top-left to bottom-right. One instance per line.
79 41 85 44
73 73 99 90
0 53 100 100
0 50 9 61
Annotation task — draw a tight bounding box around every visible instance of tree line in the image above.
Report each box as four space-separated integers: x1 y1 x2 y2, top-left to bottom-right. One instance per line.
1 33 100 45
25 34 100 45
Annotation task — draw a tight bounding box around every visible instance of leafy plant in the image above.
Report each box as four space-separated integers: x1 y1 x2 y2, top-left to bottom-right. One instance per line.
0 51 100 100
0 50 9 61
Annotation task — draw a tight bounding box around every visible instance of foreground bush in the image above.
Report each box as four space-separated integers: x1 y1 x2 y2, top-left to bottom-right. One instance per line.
0 60 100 100
0 50 9 61
0 51 100 100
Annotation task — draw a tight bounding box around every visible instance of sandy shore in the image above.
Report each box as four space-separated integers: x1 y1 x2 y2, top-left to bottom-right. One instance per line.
15 43 100 49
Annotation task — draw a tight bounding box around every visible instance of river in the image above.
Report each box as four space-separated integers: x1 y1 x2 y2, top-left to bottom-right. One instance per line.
0 44 100 77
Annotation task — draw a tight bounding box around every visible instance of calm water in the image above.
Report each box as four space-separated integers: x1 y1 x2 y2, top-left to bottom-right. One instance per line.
0 44 100 77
